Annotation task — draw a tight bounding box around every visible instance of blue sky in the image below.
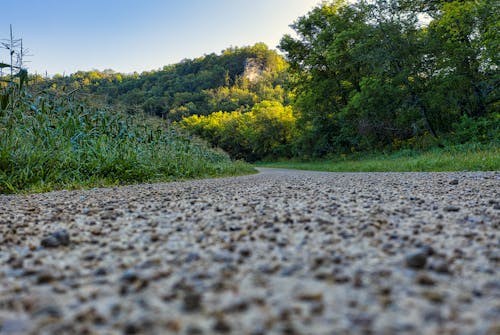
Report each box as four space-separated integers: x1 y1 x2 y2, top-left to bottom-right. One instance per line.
1 0 320 75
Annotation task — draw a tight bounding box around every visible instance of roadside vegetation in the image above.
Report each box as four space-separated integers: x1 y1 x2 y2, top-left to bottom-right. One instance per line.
259 144 500 172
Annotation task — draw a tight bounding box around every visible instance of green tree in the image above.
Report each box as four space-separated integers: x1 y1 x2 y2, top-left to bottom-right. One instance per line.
180 101 297 161
425 0 499 118
280 0 499 156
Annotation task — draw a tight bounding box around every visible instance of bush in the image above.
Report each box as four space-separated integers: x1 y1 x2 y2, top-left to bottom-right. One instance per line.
450 113 500 145
180 101 298 161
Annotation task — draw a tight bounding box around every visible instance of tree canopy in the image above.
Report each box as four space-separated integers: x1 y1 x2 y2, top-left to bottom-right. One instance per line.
280 0 499 156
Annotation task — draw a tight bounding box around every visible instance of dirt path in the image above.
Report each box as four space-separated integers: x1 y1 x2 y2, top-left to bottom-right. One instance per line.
1 168 499 335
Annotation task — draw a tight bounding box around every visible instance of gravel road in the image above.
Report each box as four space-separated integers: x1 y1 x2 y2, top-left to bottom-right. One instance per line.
1 168 499 335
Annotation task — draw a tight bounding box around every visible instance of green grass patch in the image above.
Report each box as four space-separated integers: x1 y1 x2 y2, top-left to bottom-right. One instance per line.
0 91 255 194
257 144 500 172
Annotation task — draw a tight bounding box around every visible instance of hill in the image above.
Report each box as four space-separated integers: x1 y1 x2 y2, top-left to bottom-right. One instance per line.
34 43 288 120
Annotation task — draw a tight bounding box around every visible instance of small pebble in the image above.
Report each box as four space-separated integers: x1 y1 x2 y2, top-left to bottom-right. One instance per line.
32 305 63 319
52 230 70 246
123 322 140 335
443 206 461 212
94 267 108 276
40 229 70 248
212 318 231 333
183 291 202 312
238 247 252 258
416 273 436 286
297 291 323 302
120 270 139 283
422 290 445 304
185 252 201 263
430 259 450 274
40 236 60 248
405 250 428 269
36 270 56 284
185 325 204 335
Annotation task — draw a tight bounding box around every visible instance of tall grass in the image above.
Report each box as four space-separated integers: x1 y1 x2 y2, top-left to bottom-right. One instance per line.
0 90 254 194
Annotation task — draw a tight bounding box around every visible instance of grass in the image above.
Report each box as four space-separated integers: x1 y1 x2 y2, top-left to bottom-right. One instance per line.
257 144 500 172
0 89 255 194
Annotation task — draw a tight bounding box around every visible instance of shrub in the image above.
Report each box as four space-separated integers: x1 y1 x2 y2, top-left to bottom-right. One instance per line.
180 101 298 161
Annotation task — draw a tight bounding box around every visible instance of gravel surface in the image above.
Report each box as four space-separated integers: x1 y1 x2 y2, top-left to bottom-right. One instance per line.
1 168 499 335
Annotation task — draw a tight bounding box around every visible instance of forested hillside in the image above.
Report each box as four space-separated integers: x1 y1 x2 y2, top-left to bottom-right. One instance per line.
35 43 288 120
33 0 499 162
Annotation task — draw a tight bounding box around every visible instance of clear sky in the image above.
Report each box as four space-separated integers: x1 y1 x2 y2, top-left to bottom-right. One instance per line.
1 0 320 75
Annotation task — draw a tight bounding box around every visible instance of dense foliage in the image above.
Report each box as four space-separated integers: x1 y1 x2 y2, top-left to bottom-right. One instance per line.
35 43 288 120
280 0 499 156
0 79 254 194
180 101 297 161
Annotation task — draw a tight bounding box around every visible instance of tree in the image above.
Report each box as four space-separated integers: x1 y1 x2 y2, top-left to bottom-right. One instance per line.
425 0 499 118
180 101 297 161
280 0 499 156
280 1 369 154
